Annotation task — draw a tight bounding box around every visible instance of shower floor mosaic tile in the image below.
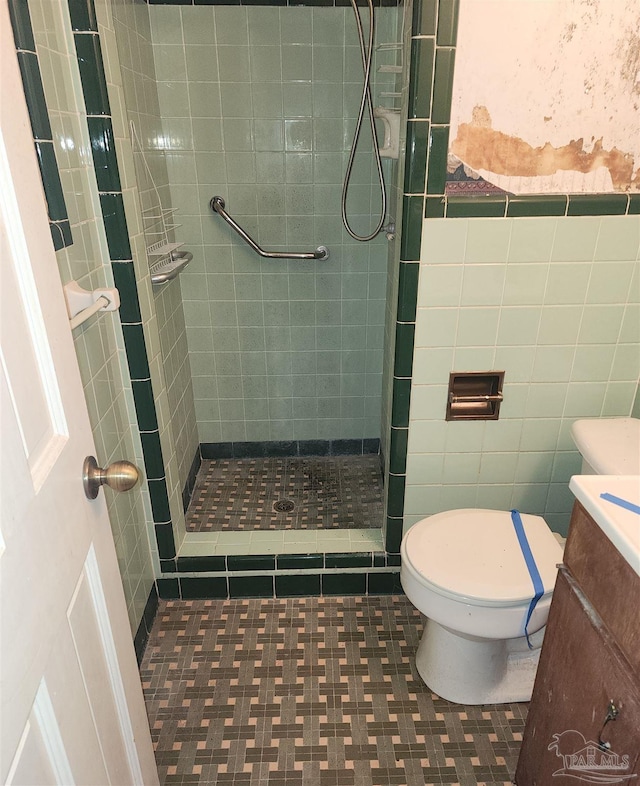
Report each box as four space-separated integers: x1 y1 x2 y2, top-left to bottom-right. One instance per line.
141 596 527 786
185 456 384 532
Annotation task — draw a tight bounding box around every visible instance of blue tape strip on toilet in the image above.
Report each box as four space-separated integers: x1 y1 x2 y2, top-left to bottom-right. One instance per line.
511 509 544 649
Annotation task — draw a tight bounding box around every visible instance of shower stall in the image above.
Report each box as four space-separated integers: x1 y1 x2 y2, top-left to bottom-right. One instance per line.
117 0 409 552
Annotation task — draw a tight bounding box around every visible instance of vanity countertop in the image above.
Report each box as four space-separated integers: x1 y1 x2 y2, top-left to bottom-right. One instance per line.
569 474 640 577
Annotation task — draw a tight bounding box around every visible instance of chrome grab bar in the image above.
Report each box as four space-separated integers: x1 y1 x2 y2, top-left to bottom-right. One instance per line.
210 196 329 261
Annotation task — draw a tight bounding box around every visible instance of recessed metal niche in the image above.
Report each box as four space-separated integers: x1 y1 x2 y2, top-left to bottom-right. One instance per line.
446 371 505 421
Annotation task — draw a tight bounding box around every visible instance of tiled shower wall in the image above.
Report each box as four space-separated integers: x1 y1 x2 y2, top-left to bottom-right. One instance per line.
104 0 199 500
149 4 401 444
405 215 640 536
17 0 156 633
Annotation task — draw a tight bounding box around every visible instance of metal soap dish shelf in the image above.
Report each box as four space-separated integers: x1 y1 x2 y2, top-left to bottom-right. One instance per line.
150 249 193 285
131 121 192 286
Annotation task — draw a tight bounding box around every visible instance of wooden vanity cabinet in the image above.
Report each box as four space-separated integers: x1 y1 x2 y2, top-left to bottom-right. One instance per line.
515 502 640 785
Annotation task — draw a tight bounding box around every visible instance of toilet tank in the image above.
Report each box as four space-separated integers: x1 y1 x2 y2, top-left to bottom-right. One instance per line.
571 417 640 475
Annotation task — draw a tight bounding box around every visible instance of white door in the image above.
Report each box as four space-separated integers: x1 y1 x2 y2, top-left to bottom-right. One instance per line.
0 5 158 783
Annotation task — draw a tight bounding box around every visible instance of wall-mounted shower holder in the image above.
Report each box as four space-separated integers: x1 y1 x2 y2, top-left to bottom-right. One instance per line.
373 107 400 159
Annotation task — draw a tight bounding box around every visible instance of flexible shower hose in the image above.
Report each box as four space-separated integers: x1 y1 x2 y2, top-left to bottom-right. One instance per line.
342 0 387 242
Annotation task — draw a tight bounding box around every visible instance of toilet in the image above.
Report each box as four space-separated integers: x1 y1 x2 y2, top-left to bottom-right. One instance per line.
401 508 562 705
400 416 640 706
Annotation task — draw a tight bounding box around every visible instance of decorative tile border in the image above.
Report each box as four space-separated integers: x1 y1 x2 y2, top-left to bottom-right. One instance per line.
200 438 381 460
8 0 72 251
146 0 401 6
175 551 398 572
67 0 176 559
155 567 402 600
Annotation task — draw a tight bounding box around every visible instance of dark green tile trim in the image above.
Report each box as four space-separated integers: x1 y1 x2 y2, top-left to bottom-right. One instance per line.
385 516 404 553
411 0 437 36
176 555 226 572
9 0 35 51
149 479 171 523
16 52 51 140
181 576 228 599
386 553 401 567
277 554 324 570
150 0 404 4
12 9 72 250
134 584 159 665
51 220 73 251
627 195 640 215
391 377 411 428
99 193 132 260
373 553 386 567
446 196 507 218
567 194 628 216
400 197 424 261
122 324 151 380
394 322 415 378
88 116 121 193
506 195 567 218
425 196 445 218
397 262 419 322
322 573 366 595
325 553 372 568
51 224 66 251
229 575 274 598
436 0 459 46
386 474 406 519
431 48 455 125
35 142 68 222
408 38 434 120
404 121 429 194
155 522 176 559
389 427 408 474
426 125 449 195
112 262 142 324
275 574 321 597
156 578 180 599
140 431 165 480
68 0 98 32
368 572 402 594
73 33 110 116
160 558 177 573
132 380 159 431
227 555 276 571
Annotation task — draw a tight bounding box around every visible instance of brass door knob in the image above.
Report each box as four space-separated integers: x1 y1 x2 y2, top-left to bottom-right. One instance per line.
83 455 140 499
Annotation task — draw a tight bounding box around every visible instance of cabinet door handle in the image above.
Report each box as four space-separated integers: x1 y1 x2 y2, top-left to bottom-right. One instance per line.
597 700 619 751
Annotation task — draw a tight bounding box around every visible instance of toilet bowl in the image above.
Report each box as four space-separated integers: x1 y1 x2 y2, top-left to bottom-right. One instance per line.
400 508 563 705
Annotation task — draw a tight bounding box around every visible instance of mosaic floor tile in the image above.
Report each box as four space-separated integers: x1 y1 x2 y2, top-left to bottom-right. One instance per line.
141 596 527 785
185 456 384 532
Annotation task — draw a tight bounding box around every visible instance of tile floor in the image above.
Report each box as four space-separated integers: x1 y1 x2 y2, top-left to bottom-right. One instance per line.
141 596 526 785
185 456 384 532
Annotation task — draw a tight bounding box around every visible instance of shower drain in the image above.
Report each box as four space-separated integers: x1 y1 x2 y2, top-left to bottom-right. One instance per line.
273 499 295 513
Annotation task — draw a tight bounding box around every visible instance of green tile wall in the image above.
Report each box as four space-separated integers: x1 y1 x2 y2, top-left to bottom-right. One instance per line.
20 0 156 633
95 0 201 570
405 215 640 536
9 0 72 250
383 0 640 553
149 3 400 444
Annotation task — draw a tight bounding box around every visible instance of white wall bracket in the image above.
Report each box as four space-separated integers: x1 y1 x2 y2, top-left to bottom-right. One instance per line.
63 281 120 330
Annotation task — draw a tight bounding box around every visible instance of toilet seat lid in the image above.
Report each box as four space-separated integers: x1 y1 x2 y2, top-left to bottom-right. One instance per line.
403 509 562 605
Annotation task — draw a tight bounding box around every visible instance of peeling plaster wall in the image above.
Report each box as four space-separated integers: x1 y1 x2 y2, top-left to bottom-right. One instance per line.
450 0 640 194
